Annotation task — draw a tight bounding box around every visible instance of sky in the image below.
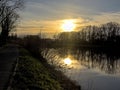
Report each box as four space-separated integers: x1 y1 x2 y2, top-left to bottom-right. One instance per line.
17 0 120 37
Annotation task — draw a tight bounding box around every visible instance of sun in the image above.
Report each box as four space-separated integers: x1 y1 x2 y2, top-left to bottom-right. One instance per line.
61 20 76 32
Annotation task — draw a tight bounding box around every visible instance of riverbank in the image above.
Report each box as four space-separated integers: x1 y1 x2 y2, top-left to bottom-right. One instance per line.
11 47 81 90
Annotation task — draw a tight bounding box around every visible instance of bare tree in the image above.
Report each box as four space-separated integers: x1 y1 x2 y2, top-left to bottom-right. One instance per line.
0 0 24 44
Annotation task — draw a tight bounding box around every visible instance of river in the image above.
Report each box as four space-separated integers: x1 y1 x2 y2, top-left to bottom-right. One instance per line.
41 48 120 90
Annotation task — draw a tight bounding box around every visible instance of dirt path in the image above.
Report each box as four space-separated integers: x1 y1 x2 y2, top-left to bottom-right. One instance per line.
0 44 18 90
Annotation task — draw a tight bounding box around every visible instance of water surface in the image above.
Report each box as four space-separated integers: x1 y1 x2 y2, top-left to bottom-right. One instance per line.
42 48 120 90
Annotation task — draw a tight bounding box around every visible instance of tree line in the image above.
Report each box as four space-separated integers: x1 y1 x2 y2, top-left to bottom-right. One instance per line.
55 22 120 47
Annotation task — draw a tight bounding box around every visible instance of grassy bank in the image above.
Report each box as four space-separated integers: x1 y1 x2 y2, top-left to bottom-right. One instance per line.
11 48 80 90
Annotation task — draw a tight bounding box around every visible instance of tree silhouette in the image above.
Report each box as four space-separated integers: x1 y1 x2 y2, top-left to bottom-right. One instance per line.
55 22 120 47
0 0 24 45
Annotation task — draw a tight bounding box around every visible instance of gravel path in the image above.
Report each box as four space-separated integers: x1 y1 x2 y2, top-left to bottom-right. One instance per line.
0 45 18 90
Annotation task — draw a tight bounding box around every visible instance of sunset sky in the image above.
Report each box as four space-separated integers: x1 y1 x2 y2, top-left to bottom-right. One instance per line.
17 0 120 37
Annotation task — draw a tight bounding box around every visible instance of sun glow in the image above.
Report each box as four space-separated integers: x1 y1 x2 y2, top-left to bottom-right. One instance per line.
61 20 76 32
64 58 72 65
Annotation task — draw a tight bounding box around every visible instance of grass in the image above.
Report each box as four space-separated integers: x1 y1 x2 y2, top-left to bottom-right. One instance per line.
12 48 62 90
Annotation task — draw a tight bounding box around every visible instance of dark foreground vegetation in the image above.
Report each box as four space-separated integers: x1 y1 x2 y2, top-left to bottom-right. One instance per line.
11 48 80 90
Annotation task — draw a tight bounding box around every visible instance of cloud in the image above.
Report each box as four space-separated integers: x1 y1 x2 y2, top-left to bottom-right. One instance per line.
21 0 99 21
86 12 120 25
17 0 120 37
18 11 120 34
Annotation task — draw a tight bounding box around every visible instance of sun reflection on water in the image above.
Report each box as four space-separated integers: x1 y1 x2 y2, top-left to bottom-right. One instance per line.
62 56 83 70
64 58 72 65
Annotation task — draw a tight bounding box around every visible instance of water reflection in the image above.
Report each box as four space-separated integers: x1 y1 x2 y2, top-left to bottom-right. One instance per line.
64 58 72 65
74 49 120 74
42 48 120 90
42 48 120 74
